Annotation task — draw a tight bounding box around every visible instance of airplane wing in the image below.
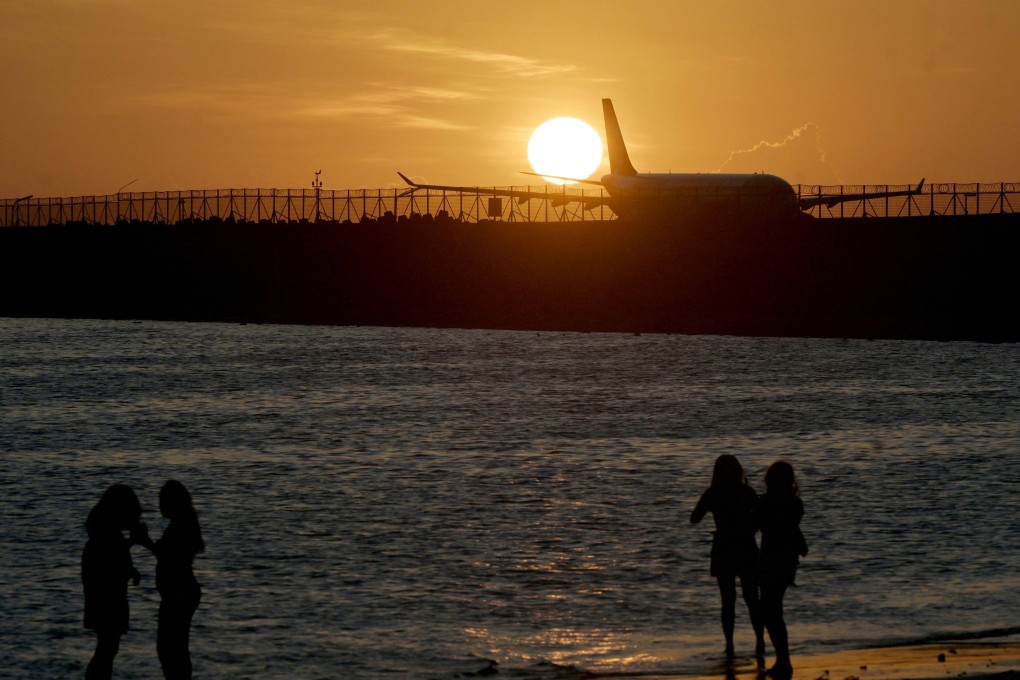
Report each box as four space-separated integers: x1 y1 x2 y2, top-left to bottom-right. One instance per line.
397 172 610 210
518 171 606 187
798 179 925 210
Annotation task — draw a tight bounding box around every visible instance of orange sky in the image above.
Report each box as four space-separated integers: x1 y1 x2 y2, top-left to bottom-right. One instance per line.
2 0 1018 198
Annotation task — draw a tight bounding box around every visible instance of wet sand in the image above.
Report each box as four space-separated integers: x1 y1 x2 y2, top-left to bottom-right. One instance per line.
756 640 1020 680
616 636 1020 680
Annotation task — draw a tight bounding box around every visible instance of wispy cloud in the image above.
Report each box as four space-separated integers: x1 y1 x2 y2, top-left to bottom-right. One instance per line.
393 115 470 131
292 84 475 129
296 102 470 130
352 84 479 105
718 123 822 169
119 81 474 131
717 122 840 183
372 31 578 78
119 83 281 113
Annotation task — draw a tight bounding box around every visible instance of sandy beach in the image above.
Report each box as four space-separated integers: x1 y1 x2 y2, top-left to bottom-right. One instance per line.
638 636 1020 680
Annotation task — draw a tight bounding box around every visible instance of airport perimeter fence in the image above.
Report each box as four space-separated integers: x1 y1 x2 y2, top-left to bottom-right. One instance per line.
796 182 1019 218
1 182 1017 227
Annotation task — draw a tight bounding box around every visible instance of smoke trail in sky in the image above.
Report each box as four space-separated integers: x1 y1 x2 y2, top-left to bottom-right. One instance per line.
717 123 840 183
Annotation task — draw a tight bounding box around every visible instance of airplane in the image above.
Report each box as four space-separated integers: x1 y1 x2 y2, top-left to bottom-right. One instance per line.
398 99 924 218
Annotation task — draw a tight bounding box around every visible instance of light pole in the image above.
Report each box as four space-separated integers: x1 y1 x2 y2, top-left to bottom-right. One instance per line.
11 194 33 227
312 170 323 222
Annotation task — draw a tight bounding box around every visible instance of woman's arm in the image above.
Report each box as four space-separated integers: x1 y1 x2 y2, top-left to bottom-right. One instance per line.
131 522 155 552
690 489 712 524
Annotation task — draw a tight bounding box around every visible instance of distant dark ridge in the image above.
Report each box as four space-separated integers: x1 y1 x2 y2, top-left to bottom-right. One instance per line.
2 182 1017 227
2 210 1019 341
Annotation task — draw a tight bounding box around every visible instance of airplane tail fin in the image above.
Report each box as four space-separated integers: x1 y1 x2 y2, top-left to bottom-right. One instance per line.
602 99 637 176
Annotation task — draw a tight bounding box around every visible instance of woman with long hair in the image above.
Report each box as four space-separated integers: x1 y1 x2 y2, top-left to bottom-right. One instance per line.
691 454 765 659
82 484 143 680
757 461 808 678
134 480 204 679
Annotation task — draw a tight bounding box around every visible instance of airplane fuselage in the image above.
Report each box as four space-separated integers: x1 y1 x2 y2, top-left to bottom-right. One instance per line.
601 171 799 216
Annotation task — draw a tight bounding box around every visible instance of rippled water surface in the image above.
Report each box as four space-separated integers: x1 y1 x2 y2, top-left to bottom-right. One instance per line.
1 319 1019 679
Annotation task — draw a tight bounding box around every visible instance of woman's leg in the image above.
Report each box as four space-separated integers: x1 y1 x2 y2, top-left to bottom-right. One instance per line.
738 568 765 656
158 600 197 679
761 578 791 675
717 574 737 656
85 631 120 680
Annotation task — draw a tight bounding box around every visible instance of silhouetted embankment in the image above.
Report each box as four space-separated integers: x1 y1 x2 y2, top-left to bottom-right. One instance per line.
2 211 1018 341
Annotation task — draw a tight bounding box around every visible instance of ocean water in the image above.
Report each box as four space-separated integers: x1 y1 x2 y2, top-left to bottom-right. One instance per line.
1 318 1018 679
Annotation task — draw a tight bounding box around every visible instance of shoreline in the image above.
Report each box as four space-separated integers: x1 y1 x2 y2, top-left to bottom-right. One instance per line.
628 636 1020 680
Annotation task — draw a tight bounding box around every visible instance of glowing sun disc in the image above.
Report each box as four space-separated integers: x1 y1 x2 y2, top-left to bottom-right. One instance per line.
528 117 603 185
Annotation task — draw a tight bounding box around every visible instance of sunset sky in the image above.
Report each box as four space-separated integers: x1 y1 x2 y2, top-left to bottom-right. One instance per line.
2 0 1018 198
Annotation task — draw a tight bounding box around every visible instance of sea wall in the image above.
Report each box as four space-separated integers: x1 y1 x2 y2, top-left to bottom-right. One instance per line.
1 212 1017 341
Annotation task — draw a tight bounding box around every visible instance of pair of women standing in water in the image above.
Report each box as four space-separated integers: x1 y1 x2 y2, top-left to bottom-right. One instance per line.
691 455 807 677
81 481 204 680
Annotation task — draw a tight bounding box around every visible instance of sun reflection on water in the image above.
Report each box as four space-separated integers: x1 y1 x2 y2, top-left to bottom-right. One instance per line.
463 625 667 671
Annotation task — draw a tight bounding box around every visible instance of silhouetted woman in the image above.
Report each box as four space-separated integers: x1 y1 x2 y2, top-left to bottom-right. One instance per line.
691 454 765 659
135 480 204 680
757 461 808 678
82 484 142 680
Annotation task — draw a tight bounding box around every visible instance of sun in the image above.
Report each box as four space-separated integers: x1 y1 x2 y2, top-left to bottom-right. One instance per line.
527 117 603 185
